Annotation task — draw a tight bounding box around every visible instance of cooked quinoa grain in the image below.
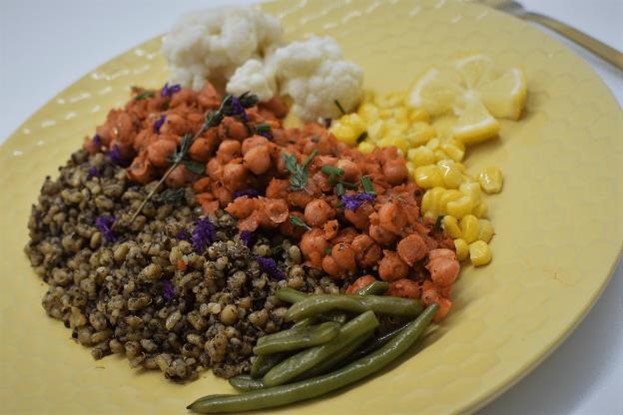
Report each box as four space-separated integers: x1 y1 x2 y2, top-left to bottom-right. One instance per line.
25 150 339 381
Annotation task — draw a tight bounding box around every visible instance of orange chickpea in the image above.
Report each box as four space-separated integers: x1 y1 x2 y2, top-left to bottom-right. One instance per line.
225 196 256 219
266 179 289 199
369 224 396 246
331 243 357 273
336 159 361 182
217 140 241 164
160 113 191 136
345 275 377 294
378 250 409 282
344 203 374 230
213 184 233 206
127 153 155 184
264 198 289 225
351 234 382 268
322 255 344 278
323 220 339 240
426 249 460 287
192 177 212 193
197 82 220 109
287 191 314 209
386 278 421 299
220 117 249 141
195 193 219 215
221 162 248 191
241 135 269 155
165 164 190 188
378 202 406 235
397 234 428 266
147 139 176 167
83 137 99 154
259 96 289 118
383 159 408 185
304 199 335 227
243 145 272 175
188 138 213 162
300 229 329 268
206 158 222 181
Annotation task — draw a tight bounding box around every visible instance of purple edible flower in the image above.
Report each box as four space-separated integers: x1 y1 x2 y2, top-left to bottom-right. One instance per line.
257 129 273 140
92 134 102 148
340 192 376 211
87 166 99 179
232 189 260 199
239 231 254 247
256 257 286 280
95 215 116 243
191 218 216 253
162 280 174 302
153 114 166 133
176 229 191 241
225 96 248 122
161 82 182 97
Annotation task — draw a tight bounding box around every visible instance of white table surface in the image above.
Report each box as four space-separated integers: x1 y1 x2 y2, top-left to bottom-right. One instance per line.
1 0 621 414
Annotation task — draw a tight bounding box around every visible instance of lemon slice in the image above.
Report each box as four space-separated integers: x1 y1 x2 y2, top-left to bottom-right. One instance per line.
452 99 500 145
480 67 527 120
407 68 463 116
454 54 494 89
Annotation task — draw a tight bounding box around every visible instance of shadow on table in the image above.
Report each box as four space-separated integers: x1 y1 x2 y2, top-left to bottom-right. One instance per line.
478 257 623 415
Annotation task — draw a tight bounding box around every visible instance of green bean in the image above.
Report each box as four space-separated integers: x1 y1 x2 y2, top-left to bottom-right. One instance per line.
229 375 266 392
262 311 379 387
286 294 422 322
355 280 389 296
250 353 287 379
302 331 373 379
254 322 340 355
292 317 315 328
187 304 439 413
349 321 411 362
275 288 307 304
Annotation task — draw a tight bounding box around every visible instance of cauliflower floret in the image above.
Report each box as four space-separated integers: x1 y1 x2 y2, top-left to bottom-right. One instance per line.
162 7 283 90
227 58 278 102
272 36 363 121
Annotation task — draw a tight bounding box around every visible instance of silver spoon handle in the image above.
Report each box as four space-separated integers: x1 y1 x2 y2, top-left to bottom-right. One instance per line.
521 11 623 70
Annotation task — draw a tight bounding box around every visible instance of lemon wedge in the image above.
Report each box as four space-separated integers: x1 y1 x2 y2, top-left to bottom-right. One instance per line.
480 67 527 120
407 54 526 145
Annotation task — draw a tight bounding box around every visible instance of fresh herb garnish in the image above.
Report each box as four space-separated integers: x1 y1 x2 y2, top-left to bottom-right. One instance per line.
340 181 357 189
361 176 376 195
336 182 345 196
135 90 155 101
435 215 445 231
254 123 273 139
290 216 311 230
321 165 344 177
283 149 319 191
334 99 346 115
181 159 206 175
160 188 186 203
356 131 368 143
325 247 333 255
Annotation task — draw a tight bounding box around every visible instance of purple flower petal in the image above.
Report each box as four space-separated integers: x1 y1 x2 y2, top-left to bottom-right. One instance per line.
153 114 166 133
176 229 191 241
239 231 254 247
163 280 175 302
87 166 99 179
232 189 260 199
256 257 286 280
191 218 216 253
95 215 116 243
92 134 102 147
107 145 129 167
225 96 248 122
258 129 273 140
340 192 376 211
161 82 182 97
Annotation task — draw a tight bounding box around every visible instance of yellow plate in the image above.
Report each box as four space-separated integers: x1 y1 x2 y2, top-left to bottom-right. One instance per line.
1 0 622 414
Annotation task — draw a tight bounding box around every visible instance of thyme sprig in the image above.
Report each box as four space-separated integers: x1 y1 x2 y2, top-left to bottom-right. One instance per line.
283 149 319 192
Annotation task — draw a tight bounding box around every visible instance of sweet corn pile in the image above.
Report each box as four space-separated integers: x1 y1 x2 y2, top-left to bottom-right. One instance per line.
331 90 504 266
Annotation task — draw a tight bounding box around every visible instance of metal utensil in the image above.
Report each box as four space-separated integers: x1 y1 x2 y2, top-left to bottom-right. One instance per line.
479 0 623 70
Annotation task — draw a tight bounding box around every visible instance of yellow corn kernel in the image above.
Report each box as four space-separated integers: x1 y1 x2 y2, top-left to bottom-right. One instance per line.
478 219 494 243
473 201 489 218
446 196 474 219
376 91 405 108
367 120 386 141
454 162 467 173
437 160 464 189
405 122 436 146
409 108 431 123
358 141 376 154
454 238 469 261
434 149 448 162
406 161 416 177
426 138 441 150
439 189 463 213
442 215 462 238
408 146 436 167
358 102 380 121
421 187 445 218
459 181 482 203
478 166 504 194
469 240 492 266
440 139 465 162
331 123 358 144
460 214 480 243
379 108 409 124
414 165 444 189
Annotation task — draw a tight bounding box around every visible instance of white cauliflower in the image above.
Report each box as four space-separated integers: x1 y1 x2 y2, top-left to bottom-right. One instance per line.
227 58 278 102
272 36 363 121
162 7 283 90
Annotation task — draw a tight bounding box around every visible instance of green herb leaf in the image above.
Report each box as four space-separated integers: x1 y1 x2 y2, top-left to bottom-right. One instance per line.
340 181 357 189
159 188 186 203
254 123 272 135
170 133 193 163
336 183 345 196
290 216 311 230
325 247 333 255
435 215 445 231
182 159 206 175
205 110 224 129
135 90 155 101
238 91 260 108
321 165 345 177
356 131 368 143
302 149 319 171
361 176 376 195
334 99 346 115
283 150 318 191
